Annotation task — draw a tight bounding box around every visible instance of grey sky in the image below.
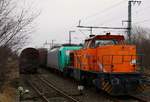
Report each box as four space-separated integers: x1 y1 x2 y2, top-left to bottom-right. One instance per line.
25 0 150 48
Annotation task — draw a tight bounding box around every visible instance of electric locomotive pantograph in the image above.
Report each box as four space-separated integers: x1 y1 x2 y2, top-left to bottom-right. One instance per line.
69 33 145 95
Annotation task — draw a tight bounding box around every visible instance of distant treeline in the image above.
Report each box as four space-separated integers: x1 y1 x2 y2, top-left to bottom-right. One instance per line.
131 26 150 69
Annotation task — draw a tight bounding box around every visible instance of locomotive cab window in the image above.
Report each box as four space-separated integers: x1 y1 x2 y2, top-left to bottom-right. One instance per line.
83 41 87 49
95 39 118 47
83 40 91 49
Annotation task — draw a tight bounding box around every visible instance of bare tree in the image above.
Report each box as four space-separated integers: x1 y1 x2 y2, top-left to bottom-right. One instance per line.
0 0 39 50
0 0 39 90
131 26 150 69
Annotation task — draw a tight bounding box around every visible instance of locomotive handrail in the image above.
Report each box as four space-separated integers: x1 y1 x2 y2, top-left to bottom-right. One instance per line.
102 54 143 65
101 54 143 72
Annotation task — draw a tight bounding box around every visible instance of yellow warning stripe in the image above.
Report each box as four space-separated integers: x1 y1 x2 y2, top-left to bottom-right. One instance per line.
105 84 112 93
107 86 112 93
101 81 112 93
140 85 145 91
102 81 109 90
137 85 144 92
101 81 106 90
136 86 142 92
102 81 105 86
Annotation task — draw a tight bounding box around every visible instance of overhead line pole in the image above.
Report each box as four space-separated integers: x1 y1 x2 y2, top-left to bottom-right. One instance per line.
44 40 55 49
69 30 75 45
128 0 132 43
128 0 141 43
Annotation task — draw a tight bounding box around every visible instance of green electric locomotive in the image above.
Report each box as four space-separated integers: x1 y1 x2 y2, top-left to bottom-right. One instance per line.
47 44 82 72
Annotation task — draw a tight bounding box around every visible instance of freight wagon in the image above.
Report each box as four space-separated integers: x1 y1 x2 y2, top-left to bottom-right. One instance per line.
38 48 48 67
19 48 39 74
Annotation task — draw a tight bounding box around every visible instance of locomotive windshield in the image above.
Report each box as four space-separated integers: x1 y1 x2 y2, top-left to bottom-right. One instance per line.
83 35 125 49
95 39 118 47
83 39 120 48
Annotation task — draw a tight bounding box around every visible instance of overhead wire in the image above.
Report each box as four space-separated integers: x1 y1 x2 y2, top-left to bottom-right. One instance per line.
81 0 127 22
86 7 126 26
89 6 127 31
90 0 150 27
133 5 150 17
77 0 128 36
78 29 89 37
76 0 150 37
95 11 126 26
134 18 150 24
132 0 150 24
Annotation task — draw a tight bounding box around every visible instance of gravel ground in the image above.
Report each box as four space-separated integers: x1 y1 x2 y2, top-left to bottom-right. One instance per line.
20 74 73 102
19 74 44 102
31 75 71 102
39 68 113 102
38 68 150 102
19 68 150 102
132 84 150 102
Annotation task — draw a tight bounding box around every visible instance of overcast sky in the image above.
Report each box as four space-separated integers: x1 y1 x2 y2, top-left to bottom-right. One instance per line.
24 0 150 48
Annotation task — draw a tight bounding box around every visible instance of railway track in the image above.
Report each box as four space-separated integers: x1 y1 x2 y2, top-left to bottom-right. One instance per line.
129 72 150 102
38 68 150 102
129 95 150 102
26 74 80 102
106 94 150 102
23 67 150 102
32 75 123 102
107 73 150 102
27 79 50 102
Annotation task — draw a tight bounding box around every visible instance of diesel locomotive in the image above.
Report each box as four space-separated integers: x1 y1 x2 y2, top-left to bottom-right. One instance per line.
68 33 145 95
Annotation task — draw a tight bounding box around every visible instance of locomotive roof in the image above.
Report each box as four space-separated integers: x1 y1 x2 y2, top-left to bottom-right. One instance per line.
20 47 39 57
85 34 124 41
51 44 81 49
62 43 81 46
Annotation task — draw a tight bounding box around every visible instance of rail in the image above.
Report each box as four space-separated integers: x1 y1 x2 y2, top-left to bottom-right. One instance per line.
129 95 149 102
37 75 80 102
26 77 50 102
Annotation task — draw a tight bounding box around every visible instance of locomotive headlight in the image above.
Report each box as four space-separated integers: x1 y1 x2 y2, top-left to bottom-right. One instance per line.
131 59 136 65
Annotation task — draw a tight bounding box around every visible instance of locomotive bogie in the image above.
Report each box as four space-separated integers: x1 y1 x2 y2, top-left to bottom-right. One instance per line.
93 73 145 95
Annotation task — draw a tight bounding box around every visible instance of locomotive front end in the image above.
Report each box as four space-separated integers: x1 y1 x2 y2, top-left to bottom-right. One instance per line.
95 44 145 95
71 34 146 95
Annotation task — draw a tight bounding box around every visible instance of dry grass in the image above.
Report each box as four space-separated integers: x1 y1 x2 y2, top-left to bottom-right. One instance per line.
6 60 19 80
0 84 17 102
144 68 150 75
0 60 19 102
